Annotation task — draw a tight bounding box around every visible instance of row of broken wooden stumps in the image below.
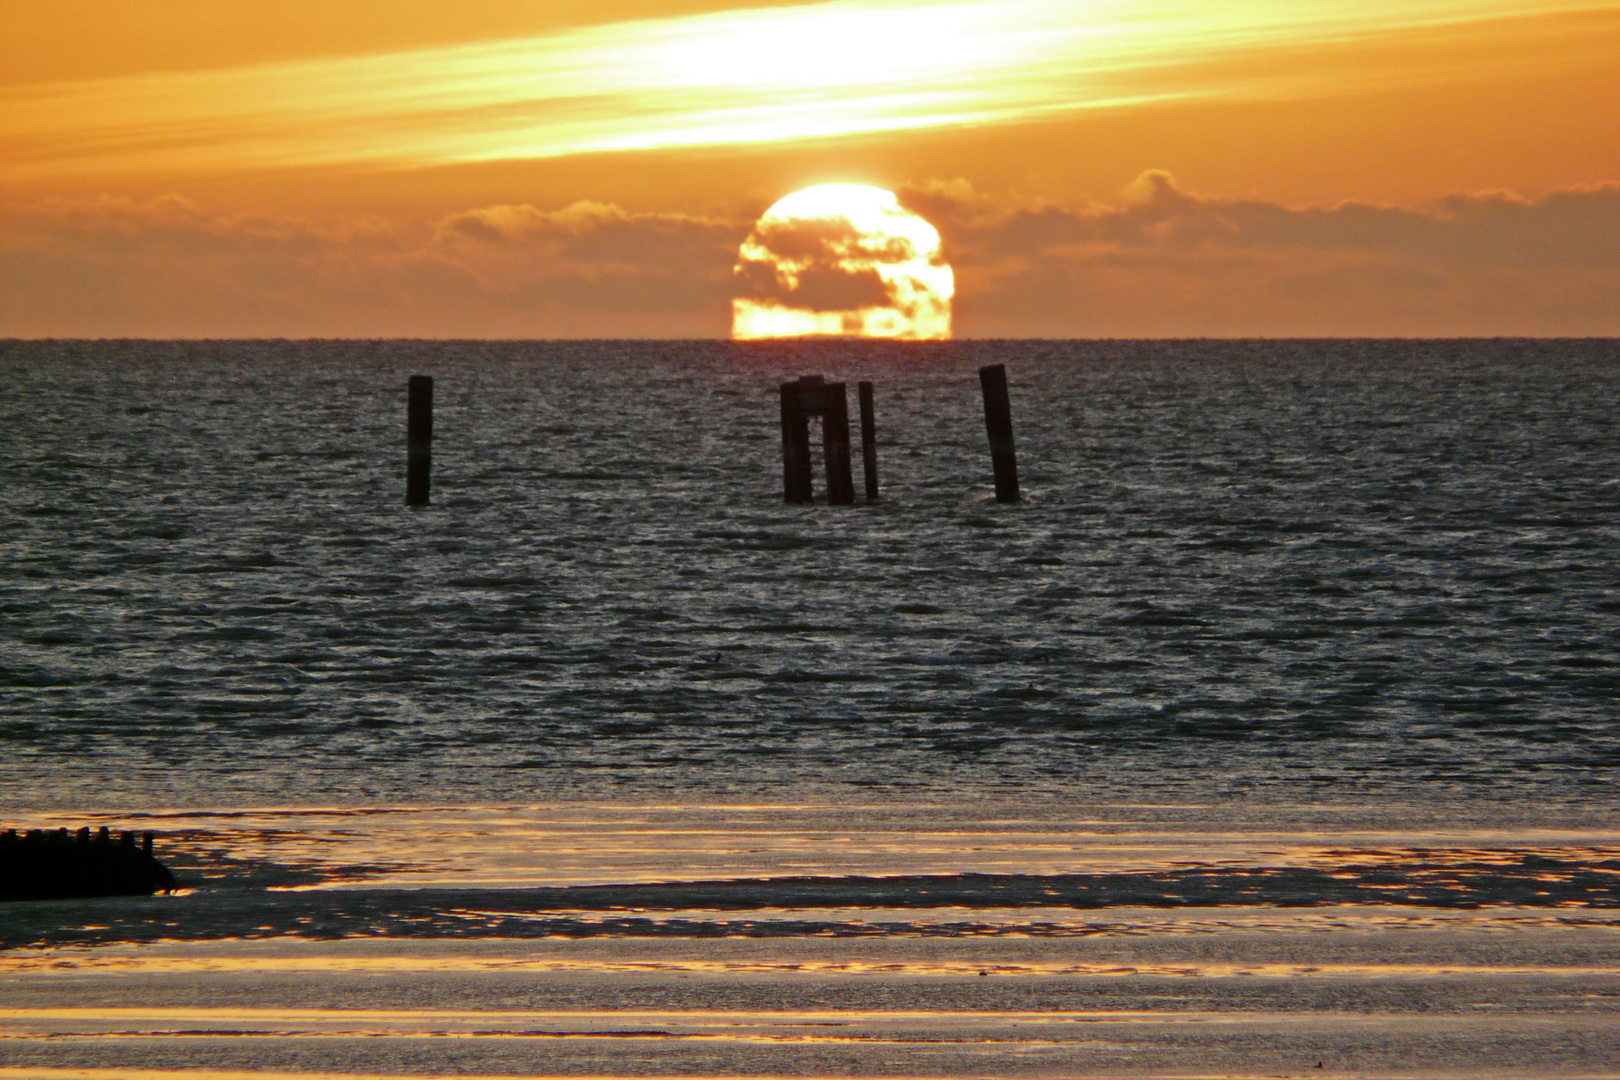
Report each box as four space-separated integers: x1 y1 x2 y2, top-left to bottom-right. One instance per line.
777 363 1020 506
400 364 1021 507
0 825 177 901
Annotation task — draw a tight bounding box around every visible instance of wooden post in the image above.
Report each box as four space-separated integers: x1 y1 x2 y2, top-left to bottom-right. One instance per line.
979 363 1020 503
857 381 879 502
823 383 855 505
406 375 432 506
779 375 853 505
780 381 812 504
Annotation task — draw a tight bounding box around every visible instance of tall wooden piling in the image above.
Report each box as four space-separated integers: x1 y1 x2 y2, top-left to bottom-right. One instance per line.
406 375 433 506
857 381 879 502
822 384 856 506
779 375 855 505
780 381 813 504
978 363 1020 503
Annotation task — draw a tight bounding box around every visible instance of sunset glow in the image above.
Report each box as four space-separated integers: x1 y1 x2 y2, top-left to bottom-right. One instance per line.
4 0 1616 181
2 0 1618 336
6 7 1618 1078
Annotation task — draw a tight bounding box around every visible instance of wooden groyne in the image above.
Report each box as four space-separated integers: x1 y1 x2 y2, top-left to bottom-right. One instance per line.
0 827 176 901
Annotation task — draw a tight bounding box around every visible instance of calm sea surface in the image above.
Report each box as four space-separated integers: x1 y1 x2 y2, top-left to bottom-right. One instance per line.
2 338 1618 1078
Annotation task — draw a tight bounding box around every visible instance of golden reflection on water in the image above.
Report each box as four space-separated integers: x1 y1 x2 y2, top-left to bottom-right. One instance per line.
6 1073 842 1080
21 1003 1605 1039
5 955 1619 979
0 1072 970 1080
6 923 1619 1078
17 803 1620 890
6 904 1617 980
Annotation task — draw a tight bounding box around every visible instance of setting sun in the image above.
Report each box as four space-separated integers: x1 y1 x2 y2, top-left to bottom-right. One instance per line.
732 184 954 339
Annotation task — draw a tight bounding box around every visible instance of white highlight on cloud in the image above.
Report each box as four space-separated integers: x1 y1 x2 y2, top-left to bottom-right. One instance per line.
2 0 1611 178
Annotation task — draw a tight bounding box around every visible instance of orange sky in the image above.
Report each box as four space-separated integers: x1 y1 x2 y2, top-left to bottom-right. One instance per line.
3 0 1618 337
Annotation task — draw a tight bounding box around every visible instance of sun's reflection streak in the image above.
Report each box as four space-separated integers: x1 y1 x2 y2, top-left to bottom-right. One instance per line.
8 945 1620 979
15 804 1620 890
5 899 1618 1074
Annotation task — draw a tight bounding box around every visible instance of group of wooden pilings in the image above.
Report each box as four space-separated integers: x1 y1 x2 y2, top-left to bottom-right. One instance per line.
400 363 1018 508
0 826 176 901
1 825 155 854
778 375 871 505
776 363 1018 505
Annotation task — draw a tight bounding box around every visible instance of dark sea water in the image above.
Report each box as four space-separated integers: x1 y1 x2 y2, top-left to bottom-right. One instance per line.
2 338 1618 1078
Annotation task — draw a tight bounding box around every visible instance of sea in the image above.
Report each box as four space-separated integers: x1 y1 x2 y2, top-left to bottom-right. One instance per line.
2 338 1618 1079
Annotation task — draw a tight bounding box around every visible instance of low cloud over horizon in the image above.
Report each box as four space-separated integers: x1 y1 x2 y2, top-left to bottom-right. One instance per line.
4 174 1619 338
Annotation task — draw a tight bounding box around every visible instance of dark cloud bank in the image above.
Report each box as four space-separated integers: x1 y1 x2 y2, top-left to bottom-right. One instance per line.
4 174 1618 336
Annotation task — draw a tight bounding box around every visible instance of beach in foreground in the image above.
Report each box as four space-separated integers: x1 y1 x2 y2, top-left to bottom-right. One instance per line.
3 802 1618 1078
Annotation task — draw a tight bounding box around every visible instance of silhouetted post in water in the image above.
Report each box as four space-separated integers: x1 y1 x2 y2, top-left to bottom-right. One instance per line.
406 375 433 506
978 363 1020 503
780 380 813 503
858 381 879 501
778 375 855 505
821 383 855 505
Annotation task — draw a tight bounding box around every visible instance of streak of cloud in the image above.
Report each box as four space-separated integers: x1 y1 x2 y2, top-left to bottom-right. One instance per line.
3 0 1613 180
0 197 742 337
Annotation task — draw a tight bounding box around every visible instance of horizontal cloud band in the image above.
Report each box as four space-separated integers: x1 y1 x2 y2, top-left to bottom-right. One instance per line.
3 174 1618 337
3 0 1615 179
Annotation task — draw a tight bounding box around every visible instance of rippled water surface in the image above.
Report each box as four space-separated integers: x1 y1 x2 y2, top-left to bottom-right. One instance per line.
3 339 1618 1078
4 338 1617 807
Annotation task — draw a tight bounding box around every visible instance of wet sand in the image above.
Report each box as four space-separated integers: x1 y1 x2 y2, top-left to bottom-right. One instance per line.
2 803 1618 1078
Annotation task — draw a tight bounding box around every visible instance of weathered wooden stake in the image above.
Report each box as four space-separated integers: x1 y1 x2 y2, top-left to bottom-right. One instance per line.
979 363 1020 503
406 375 433 506
822 384 855 506
857 380 879 502
779 375 855 505
780 380 812 504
